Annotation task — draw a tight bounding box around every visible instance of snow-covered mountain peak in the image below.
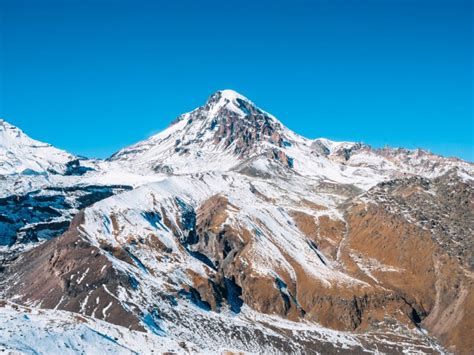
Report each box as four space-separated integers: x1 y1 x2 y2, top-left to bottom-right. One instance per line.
209 89 251 104
109 89 295 174
0 118 75 175
2 92 474 354
205 89 257 114
202 89 282 126
1 119 27 138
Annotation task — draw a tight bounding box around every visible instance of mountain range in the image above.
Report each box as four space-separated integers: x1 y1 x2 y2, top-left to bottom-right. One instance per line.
0 90 472 354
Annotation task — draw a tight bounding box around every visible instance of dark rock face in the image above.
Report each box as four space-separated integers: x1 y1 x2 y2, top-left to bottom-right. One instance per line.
170 91 294 169
0 190 71 247
213 110 279 155
152 164 173 174
164 196 246 314
335 143 365 161
63 159 95 176
0 184 132 259
208 95 288 159
310 140 330 156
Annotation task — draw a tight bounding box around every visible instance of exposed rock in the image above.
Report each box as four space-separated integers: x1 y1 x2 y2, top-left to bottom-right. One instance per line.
0 212 143 331
0 184 132 264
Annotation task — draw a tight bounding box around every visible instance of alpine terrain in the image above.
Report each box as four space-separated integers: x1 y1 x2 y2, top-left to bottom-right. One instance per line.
0 90 472 354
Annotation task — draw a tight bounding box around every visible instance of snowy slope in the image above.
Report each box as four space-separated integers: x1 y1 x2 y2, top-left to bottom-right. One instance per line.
5 169 441 354
0 119 76 175
0 302 197 354
0 120 165 258
0 301 444 354
80 172 361 290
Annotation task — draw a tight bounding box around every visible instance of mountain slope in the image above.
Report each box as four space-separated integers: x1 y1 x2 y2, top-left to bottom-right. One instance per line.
0 121 155 260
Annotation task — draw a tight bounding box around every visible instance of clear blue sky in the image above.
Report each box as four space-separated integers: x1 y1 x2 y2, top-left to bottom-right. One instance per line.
1 0 472 161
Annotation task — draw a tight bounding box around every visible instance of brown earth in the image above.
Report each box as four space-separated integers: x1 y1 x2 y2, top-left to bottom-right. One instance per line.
342 198 473 354
0 212 143 331
191 196 425 334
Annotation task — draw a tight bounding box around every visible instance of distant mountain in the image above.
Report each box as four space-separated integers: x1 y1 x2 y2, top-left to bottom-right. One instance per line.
0 119 131 254
0 90 472 354
0 119 76 175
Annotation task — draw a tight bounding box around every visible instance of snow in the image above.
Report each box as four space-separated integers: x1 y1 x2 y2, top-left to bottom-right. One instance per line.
209 89 251 116
76 267 89 285
0 119 75 175
102 301 113 318
0 303 196 354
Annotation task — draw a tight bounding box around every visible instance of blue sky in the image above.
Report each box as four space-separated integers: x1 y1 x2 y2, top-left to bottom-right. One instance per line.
1 0 472 161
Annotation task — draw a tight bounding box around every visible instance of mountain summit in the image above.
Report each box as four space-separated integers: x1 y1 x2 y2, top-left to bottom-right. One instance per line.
109 89 295 175
204 89 263 117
